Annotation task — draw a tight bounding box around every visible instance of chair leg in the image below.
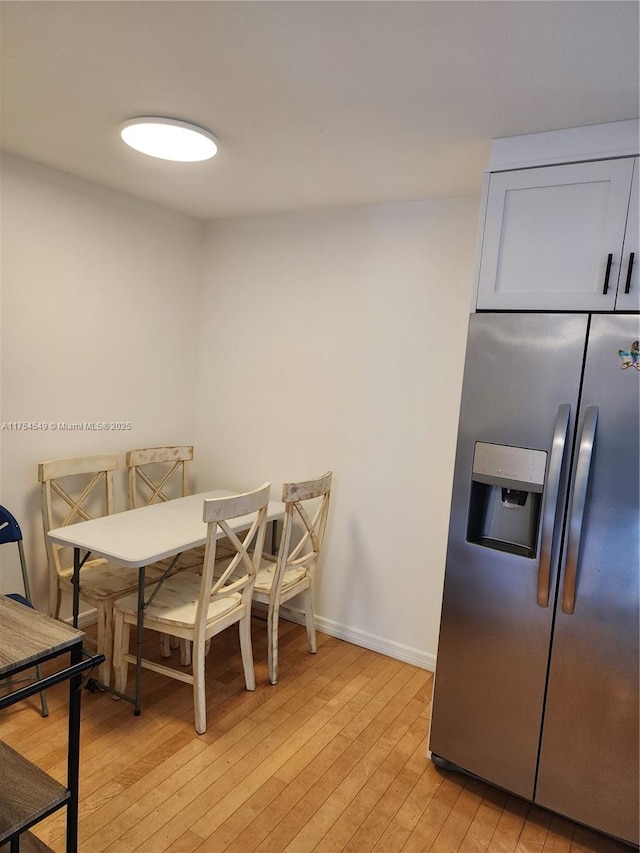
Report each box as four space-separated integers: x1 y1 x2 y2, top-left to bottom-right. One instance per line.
267 601 280 685
113 611 130 695
303 586 317 654
35 662 49 717
239 612 256 692
49 578 61 619
160 635 171 658
180 639 191 667
192 635 206 735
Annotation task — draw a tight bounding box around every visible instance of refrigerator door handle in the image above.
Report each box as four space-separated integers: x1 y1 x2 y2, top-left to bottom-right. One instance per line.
537 403 571 607
562 405 599 615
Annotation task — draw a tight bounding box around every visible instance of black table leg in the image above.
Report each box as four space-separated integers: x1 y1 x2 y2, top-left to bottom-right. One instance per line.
134 565 146 716
66 642 83 853
72 548 81 629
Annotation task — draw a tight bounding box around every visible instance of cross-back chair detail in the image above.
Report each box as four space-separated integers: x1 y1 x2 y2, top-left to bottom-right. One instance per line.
113 483 271 734
40 454 118 613
253 472 332 684
126 446 194 509
38 454 164 685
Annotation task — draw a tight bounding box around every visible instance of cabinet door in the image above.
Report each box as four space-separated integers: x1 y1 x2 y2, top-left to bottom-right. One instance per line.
615 158 639 311
477 159 635 311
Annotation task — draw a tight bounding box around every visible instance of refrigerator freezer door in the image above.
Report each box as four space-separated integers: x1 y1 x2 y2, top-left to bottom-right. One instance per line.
429 313 589 799
536 315 640 845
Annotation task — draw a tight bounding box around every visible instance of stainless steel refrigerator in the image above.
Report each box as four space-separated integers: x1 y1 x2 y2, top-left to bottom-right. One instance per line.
428 312 639 846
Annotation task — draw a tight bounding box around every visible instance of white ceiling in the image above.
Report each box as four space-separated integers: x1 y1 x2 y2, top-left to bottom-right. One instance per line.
1 1 638 221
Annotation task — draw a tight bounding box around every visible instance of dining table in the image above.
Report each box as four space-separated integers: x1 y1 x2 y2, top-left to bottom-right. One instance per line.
47 489 285 715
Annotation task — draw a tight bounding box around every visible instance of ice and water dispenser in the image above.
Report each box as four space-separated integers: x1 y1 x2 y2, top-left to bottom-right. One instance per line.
467 442 547 558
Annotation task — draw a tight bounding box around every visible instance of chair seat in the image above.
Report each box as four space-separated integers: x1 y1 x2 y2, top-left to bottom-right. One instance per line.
114 572 242 629
254 557 307 593
58 560 163 600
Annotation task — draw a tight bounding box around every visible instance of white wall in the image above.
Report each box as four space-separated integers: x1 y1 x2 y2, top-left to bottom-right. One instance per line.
0 153 479 665
195 199 479 668
0 154 203 607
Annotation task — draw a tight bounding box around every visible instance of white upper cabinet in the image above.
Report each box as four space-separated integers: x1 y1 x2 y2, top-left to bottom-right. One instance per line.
615 159 639 312
476 157 637 311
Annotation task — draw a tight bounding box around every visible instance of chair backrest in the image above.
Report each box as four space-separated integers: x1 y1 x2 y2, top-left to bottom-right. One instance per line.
126 446 194 509
276 471 333 586
38 454 119 576
196 483 271 634
0 505 22 546
0 505 32 603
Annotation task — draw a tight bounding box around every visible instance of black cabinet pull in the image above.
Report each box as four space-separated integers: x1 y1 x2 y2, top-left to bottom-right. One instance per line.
602 253 613 294
624 252 635 294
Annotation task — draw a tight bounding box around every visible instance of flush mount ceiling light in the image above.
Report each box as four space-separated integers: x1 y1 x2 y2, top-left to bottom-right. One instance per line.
120 117 218 162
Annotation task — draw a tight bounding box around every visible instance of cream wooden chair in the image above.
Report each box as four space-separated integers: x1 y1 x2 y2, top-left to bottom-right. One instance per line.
112 483 270 735
38 454 165 685
253 472 332 685
127 445 208 660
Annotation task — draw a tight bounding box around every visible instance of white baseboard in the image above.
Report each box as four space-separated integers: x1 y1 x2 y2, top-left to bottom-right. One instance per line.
71 604 436 672
255 602 436 672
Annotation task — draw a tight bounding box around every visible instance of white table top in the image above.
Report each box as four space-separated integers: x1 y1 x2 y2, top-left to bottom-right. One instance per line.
47 489 285 568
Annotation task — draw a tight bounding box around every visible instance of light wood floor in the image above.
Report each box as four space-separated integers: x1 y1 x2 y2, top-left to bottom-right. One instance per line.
0 618 632 853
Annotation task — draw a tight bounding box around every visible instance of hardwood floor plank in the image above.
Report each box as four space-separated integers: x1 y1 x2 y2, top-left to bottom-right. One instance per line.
458 793 506 853
190 777 287 853
226 734 355 853
371 818 413 851
274 658 409 786
485 795 531 853
542 814 576 853
0 620 629 853
345 714 431 850
400 772 466 852
39 704 225 846
570 824 603 853
394 754 448 832
274 670 431 852
178 648 388 849
428 778 487 853
120 654 375 852
251 674 428 852
74 727 216 844
184 663 397 847
514 805 553 853
96 708 293 852
158 829 204 853
311 699 430 851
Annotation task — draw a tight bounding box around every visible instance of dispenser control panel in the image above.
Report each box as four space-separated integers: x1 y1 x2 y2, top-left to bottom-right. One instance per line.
473 442 547 492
